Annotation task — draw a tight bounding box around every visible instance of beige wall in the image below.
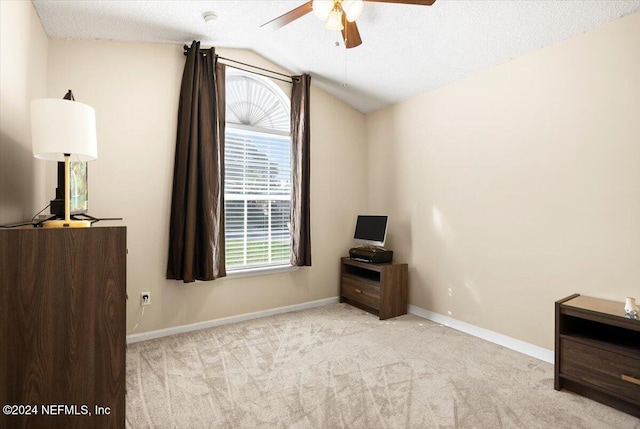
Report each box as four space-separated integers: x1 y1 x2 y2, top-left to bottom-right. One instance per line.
0 0 49 224
366 13 640 350
46 40 367 333
6 6 637 351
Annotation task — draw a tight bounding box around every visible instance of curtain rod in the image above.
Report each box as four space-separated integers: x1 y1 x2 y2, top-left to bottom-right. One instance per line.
221 62 293 84
183 45 296 84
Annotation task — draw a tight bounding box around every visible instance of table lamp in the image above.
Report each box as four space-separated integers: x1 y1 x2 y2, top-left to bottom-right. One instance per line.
31 90 97 228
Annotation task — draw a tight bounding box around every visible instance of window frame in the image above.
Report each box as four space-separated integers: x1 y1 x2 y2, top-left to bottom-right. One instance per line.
223 71 293 274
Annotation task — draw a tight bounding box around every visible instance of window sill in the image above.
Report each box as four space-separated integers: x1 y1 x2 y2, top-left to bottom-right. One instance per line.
226 264 299 279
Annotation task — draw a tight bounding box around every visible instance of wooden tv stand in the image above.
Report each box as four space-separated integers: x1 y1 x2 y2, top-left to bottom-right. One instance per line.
555 294 640 418
340 257 408 320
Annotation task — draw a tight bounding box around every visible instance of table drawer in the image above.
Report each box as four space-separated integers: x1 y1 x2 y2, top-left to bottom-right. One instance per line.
560 338 640 402
341 275 380 310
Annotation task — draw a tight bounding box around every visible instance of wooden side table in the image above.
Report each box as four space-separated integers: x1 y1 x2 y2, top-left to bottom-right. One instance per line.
555 294 640 418
340 257 408 320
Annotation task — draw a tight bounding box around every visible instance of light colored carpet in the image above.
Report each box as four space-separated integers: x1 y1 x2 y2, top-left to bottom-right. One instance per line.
125 303 640 428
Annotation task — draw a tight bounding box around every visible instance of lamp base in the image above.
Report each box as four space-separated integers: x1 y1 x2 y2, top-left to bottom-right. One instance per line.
42 219 92 228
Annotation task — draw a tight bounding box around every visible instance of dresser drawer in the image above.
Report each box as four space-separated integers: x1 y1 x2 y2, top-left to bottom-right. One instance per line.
560 338 640 403
341 275 380 310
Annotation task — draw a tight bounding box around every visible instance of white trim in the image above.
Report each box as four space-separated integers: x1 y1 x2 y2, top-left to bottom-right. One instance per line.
126 296 339 344
226 264 299 279
408 304 554 364
127 298 554 364
227 122 290 137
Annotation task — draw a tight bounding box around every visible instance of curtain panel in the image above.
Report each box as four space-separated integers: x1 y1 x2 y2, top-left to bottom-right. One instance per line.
290 74 312 267
167 41 226 283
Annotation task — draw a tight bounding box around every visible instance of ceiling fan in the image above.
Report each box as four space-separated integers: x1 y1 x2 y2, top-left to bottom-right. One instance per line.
261 0 436 49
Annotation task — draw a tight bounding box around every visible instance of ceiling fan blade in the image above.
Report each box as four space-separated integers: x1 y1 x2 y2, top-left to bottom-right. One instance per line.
364 0 436 5
342 20 363 49
260 1 313 30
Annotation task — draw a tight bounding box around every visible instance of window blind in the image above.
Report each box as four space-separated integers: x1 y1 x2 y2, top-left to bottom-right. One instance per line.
224 127 291 269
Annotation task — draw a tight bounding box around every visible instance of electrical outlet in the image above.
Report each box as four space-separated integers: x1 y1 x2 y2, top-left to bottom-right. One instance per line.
140 292 151 307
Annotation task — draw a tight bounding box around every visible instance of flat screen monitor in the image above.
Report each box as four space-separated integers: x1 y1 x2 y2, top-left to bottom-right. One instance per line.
50 161 88 216
354 215 388 247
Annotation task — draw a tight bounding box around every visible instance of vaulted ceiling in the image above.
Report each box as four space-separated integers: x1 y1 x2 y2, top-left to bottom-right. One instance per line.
32 0 640 113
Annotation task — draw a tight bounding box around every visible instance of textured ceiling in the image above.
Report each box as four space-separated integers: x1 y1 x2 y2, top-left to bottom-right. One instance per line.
32 0 640 113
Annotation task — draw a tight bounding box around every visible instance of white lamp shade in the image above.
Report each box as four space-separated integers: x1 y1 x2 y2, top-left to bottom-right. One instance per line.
31 98 97 161
343 0 364 22
312 0 333 21
325 9 344 31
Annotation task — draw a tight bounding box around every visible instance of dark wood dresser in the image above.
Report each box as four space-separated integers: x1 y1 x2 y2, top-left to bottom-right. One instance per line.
340 257 408 320
555 294 640 417
0 226 127 428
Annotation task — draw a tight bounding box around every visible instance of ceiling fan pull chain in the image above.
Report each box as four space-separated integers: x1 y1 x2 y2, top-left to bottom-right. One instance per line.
343 42 348 87
343 10 348 87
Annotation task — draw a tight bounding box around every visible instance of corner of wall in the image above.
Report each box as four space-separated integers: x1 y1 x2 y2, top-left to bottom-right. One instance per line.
0 0 49 224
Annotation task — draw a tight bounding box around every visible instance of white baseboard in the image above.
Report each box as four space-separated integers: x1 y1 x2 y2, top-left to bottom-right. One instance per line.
127 298 554 364
127 297 340 344
408 304 554 364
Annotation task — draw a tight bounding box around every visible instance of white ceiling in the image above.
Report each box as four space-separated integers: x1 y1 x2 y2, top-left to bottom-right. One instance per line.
32 0 640 113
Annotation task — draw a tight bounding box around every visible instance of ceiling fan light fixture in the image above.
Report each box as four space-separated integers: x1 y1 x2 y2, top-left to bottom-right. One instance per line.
342 0 364 22
325 9 344 31
312 0 333 21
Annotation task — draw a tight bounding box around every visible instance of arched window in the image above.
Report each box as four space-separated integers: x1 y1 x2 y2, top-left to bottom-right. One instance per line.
224 71 291 270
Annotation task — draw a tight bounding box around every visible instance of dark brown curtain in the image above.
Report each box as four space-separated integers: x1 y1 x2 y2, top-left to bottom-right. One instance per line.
290 74 312 266
167 41 226 282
